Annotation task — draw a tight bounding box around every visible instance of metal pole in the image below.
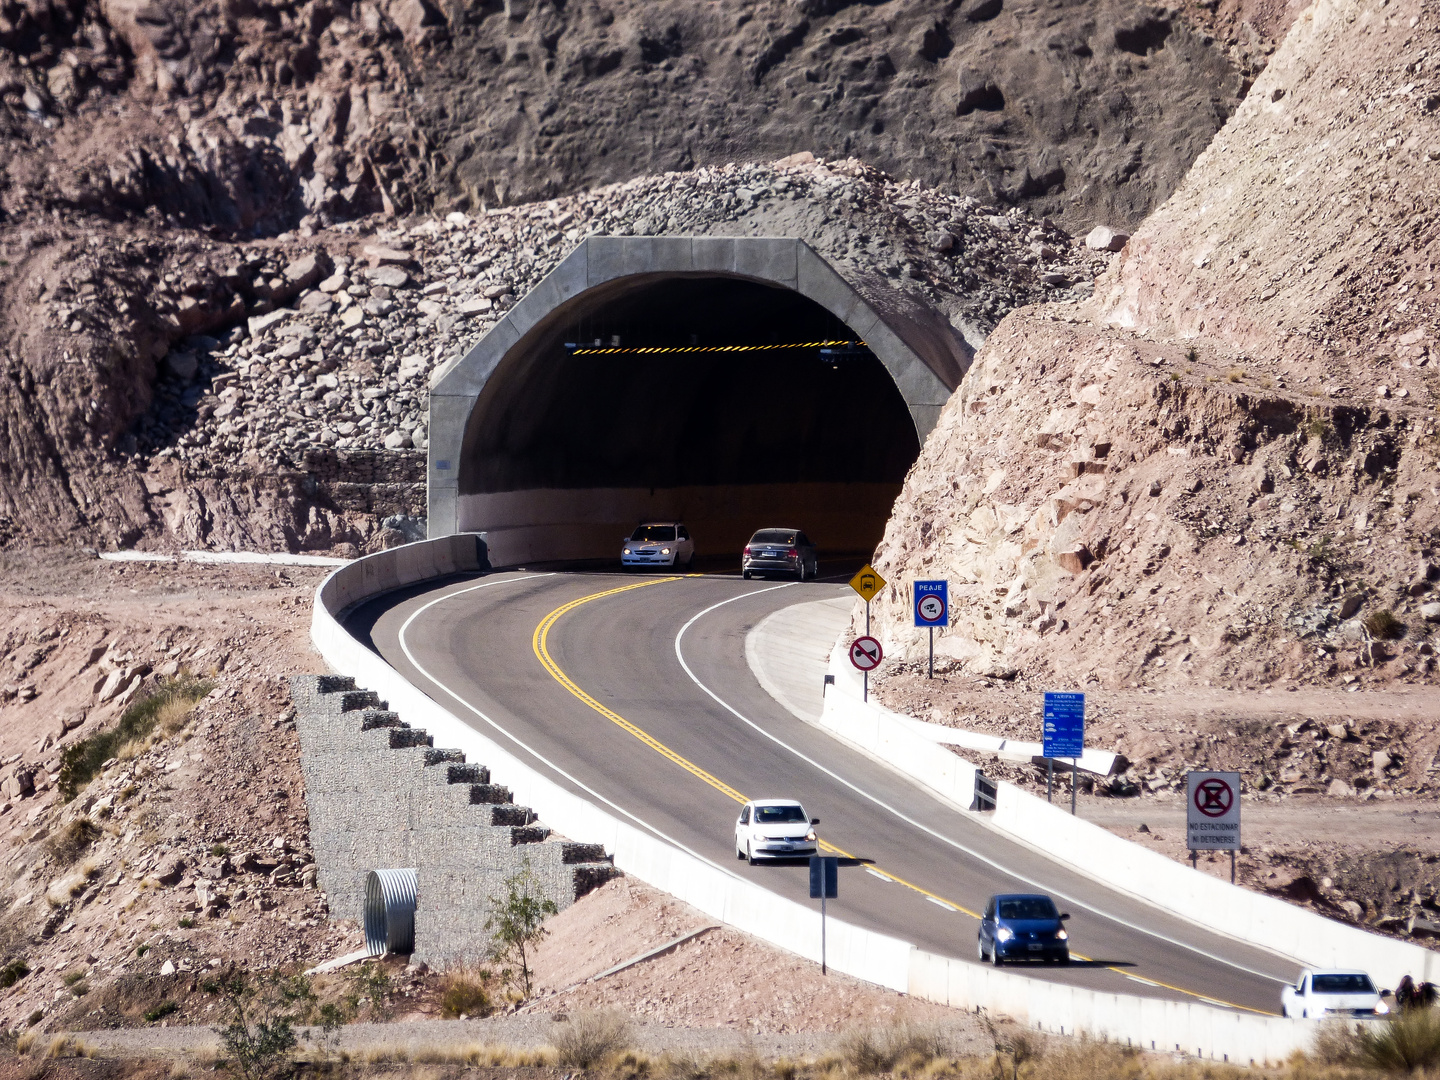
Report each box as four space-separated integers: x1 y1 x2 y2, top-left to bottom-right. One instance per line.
863 601 871 703
928 626 934 679
1047 759 1053 804
1071 757 1077 815
821 893 828 975
1230 850 1236 885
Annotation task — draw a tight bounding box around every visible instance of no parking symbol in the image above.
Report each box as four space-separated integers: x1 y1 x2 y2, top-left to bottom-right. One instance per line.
1186 771 1241 851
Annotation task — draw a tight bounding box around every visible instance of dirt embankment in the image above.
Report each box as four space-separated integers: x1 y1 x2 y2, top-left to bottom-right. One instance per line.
865 0 1440 693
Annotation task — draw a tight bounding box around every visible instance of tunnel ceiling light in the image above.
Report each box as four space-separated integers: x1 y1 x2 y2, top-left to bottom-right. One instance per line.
562 339 866 356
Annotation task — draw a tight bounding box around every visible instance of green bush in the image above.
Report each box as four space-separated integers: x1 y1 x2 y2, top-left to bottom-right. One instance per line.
58 675 212 800
1364 609 1406 641
144 1001 179 1023
1355 1009 1440 1072
0 958 29 989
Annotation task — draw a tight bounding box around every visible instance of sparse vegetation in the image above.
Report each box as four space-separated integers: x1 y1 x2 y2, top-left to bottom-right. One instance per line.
1364 609 1406 640
551 1009 632 1069
841 1022 951 1074
47 817 100 863
485 860 558 1001
145 1000 180 1023
1226 367 1245 383
209 970 340 1080
1306 416 1329 441
58 674 213 800
211 843 231 857
438 967 494 1019
0 957 29 988
1185 347 1198 363
179 916 195 929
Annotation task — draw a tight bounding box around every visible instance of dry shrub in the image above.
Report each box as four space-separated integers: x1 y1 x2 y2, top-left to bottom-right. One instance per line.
1032 1037 1142 1080
840 1023 951 1075
1226 368 1245 383
552 1009 632 1069
1364 609 1406 641
47 818 100 863
1310 1020 1359 1066
438 967 495 1019
1354 1010 1440 1072
15 1029 38 1055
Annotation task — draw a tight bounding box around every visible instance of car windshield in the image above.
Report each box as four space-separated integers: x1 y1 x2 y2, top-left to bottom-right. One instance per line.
753 805 807 824
1313 974 1376 994
631 525 677 542
751 530 797 545
998 897 1059 920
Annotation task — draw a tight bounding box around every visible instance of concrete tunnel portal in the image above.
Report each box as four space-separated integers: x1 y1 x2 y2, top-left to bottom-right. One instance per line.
427 237 971 567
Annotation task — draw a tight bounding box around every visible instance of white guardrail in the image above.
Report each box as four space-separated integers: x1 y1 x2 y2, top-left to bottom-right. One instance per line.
821 641 1440 994
312 538 1316 1064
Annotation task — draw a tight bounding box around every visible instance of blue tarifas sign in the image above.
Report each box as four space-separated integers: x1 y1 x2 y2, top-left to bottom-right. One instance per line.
913 580 948 627
1043 692 1085 759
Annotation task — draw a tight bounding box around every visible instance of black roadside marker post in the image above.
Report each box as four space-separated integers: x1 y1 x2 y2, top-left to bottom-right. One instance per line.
809 854 839 975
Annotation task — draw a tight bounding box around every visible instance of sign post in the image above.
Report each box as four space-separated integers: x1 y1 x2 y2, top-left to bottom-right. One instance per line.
1186 771 1241 882
1042 692 1085 814
809 854 839 974
848 565 887 701
913 580 948 679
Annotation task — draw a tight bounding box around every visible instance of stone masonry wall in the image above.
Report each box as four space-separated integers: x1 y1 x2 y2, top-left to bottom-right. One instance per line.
291 674 616 965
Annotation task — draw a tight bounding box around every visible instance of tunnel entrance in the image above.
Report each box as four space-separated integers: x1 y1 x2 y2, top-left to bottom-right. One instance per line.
429 237 969 567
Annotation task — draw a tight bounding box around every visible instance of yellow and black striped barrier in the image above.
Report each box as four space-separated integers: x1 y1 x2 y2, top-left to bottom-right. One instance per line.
567 339 866 355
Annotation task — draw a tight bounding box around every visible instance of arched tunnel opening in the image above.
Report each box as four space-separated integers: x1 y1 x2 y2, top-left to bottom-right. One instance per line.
456 274 925 567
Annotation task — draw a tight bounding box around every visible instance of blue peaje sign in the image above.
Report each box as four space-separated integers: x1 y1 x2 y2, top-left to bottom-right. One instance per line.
1043 692 1085 759
809 855 839 899
913 580 948 627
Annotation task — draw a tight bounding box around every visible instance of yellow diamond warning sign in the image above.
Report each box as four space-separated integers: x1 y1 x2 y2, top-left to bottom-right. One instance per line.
849 564 887 603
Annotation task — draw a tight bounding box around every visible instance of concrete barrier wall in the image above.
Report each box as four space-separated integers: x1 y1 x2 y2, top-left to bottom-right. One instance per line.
311 540 1314 1063
821 642 1440 991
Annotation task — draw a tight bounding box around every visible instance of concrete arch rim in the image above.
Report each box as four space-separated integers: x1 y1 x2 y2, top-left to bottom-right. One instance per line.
427 235 965 538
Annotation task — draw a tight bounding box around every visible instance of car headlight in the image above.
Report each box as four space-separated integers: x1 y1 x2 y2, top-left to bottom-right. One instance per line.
662 547 670 555
1376 1001 1390 1015
996 927 1014 942
1055 928 1068 941
623 548 631 554
805 830 817 841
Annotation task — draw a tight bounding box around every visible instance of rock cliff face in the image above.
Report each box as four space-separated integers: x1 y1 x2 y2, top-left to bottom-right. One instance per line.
865 0 1440 691
0 0 1261 553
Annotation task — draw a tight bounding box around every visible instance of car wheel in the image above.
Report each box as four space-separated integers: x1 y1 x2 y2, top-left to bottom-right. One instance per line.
746 843 757 866
736 843 746 860
991 946 1003 967
977 939 987 962
742 570 751 580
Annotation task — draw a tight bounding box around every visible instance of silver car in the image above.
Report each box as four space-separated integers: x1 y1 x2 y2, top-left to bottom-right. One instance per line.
742 528 818 581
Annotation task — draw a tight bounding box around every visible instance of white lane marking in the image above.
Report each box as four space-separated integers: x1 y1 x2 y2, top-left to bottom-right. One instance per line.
395 573 759 887
866 868 894 883
672 589 1293 987
927 897 958 912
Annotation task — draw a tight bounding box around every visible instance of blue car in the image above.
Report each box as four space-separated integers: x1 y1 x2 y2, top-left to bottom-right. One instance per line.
978 893 1070 965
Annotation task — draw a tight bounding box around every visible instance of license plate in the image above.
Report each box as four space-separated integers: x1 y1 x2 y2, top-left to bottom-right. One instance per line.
764 550 777 557
1027 944 1043 951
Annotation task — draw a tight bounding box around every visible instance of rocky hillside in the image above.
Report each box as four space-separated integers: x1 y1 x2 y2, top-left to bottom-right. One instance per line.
864 0 1440 693
0 156 1114 553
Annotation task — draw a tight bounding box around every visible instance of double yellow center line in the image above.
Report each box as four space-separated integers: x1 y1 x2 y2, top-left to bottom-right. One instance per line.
530 577 1268 1014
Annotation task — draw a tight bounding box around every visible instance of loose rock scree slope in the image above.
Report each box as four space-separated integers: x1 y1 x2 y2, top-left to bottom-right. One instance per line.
866 0 1440 693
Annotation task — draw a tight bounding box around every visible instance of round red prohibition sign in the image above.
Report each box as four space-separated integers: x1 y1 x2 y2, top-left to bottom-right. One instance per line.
1194 777 1234 818
850 636 883 672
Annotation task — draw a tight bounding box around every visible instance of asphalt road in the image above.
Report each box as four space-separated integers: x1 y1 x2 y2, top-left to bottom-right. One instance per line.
347 569 1303 1015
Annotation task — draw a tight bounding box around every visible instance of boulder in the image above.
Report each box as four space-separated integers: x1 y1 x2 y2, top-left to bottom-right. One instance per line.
1085 226 1130 251
367 265 410 289
1421 601 1440 622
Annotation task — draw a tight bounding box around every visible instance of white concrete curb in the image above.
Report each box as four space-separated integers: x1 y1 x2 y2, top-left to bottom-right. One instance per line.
309 539 1313 1064
819 641 1440 991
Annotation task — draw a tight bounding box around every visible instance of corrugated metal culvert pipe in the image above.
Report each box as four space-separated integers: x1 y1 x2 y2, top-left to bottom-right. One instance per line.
364 868 418 955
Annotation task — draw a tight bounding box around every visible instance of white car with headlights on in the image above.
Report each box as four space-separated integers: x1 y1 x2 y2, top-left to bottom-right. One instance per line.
620 522 694 569
1281 970 1389 1019
734 799 818 864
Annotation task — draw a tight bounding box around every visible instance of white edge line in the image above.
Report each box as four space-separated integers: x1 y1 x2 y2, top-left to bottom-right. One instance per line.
395 573 752 887
673 589 1292 988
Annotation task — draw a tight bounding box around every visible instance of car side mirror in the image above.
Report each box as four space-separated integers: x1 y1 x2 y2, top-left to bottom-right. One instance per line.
810 818 820 825
1059 913 1071 921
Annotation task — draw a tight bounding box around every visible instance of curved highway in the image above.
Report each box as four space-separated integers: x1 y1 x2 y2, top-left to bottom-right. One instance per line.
346 570 1301 1014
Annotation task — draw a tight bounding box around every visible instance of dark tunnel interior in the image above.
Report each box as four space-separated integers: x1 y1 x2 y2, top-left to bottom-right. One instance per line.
458 275 924 563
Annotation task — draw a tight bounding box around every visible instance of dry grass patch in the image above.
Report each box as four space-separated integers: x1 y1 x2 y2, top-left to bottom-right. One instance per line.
438 966 496 1019
552 1009 632 1069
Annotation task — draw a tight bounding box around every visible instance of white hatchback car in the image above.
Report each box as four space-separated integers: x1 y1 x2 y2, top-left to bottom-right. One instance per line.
621 522 694 569
734 799 819 864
